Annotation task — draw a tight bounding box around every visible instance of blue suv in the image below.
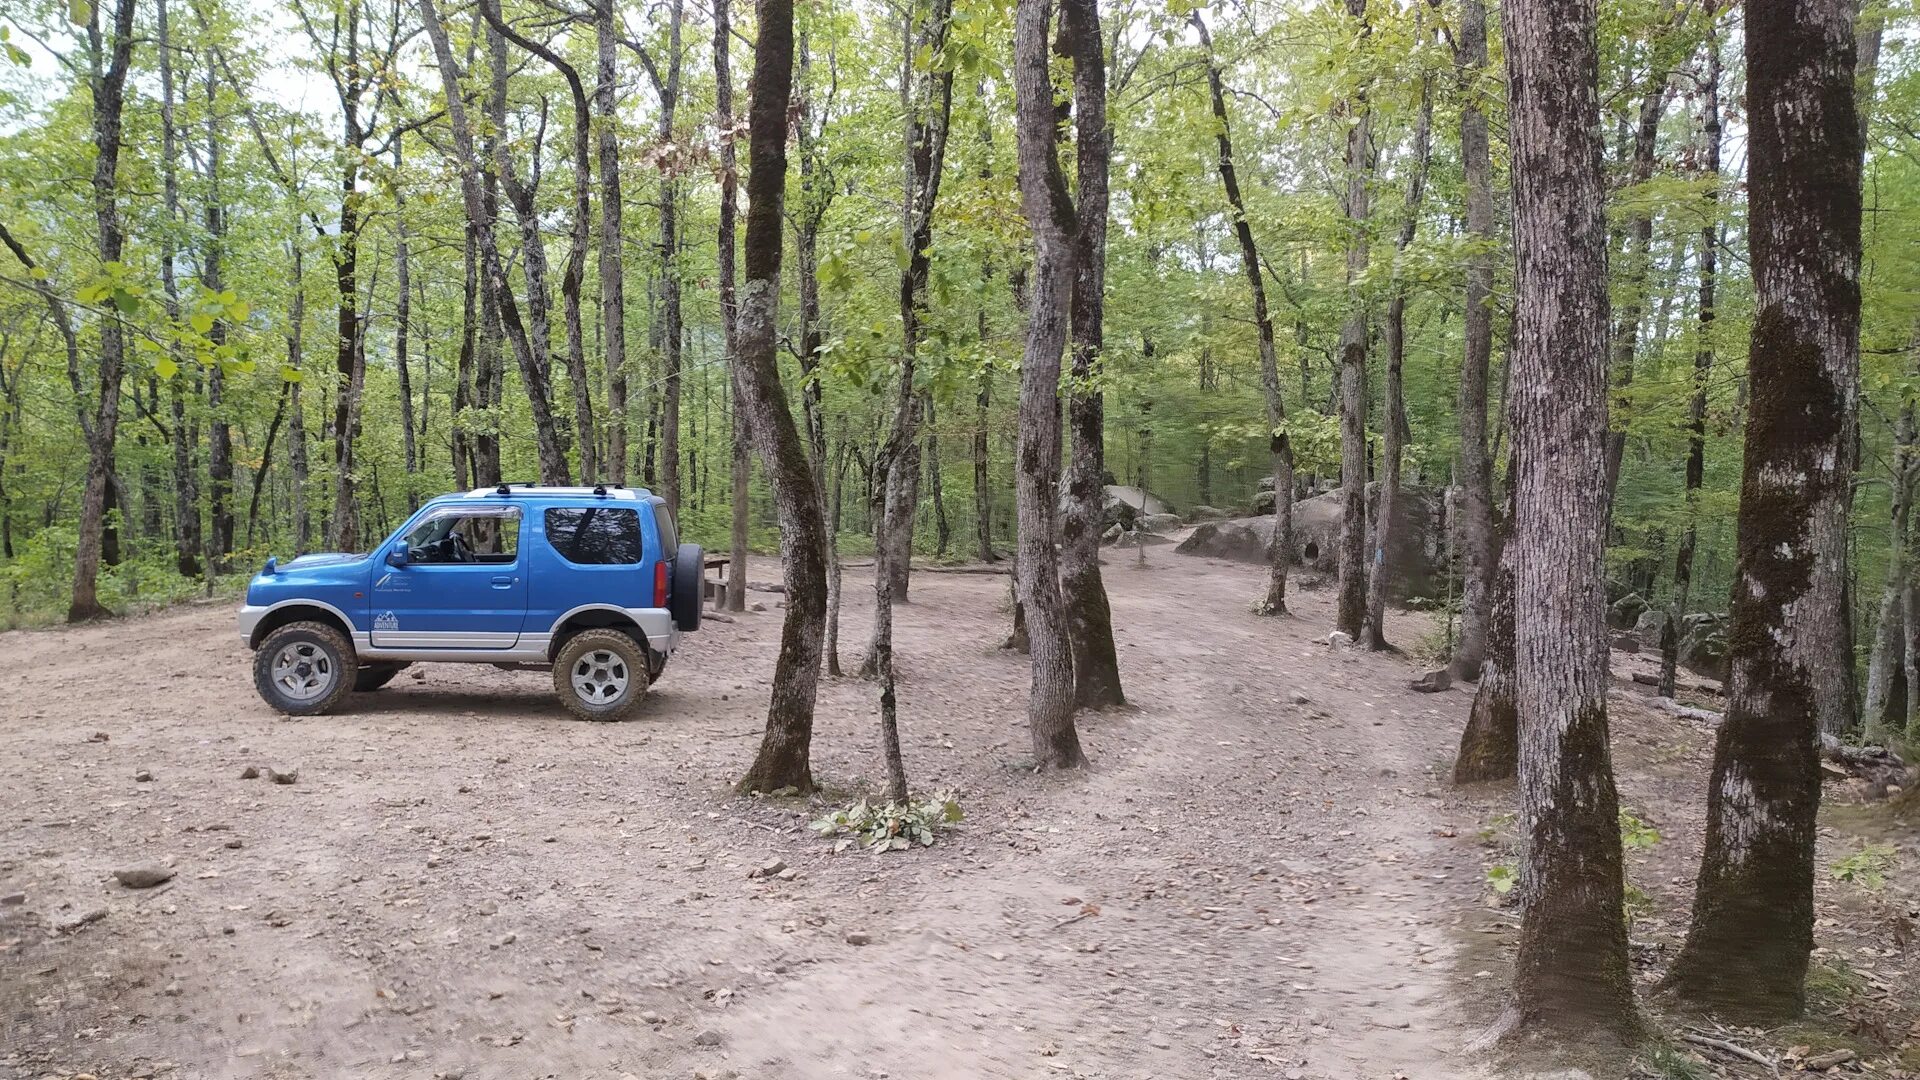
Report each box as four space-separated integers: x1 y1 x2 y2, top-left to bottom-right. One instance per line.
237 485 703 721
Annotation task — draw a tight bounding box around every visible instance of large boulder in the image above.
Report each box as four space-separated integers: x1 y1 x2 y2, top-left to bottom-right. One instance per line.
1187 505 1231 523
1138 512 1184 535
1103 484 1174 518
1060 484 1174 534
1608 592 1649 632
1174 520 1268 563
1175 484 1446 602
1252 488 1276 515
1678 612 1728 681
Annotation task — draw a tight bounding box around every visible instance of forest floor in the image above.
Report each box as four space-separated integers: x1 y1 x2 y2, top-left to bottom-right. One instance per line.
3 546 1919 1080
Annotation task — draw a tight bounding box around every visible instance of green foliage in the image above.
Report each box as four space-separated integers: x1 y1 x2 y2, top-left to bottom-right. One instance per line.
811 793 964 854
1830 843 1897 891
1618 808 1662 850
1485 860 1517 895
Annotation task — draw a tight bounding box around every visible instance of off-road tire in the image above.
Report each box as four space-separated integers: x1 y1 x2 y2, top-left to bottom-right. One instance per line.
552 628 650 722
670 543 704 632
254 621 358 716
354 663 410 693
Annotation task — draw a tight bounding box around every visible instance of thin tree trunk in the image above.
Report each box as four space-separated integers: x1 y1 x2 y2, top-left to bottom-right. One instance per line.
1601 27 1677 511
69 0 137 622
393 143 418 507
717 0 748 614
1865 401 1915 740
734 0 830 795
1058 0 1124 709
200 12 233 571
246 382 289 544
825 433 849 676
483 0 597 482
156 0 202 578
973 80 996 564
1011 0 1086 770
926 396 950 559
598 2 628 483
643 0 685 515
1496 0 1637 1041
1333 0 1374 639
1194 8 1293 616
288 240 310 552
1661 21 1722 700
1364 55 1433 650
863 0 956 674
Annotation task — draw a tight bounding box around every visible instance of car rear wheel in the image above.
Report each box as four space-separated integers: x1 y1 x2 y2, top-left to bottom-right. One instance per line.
670 543 704 631
254 621 358 716
552 628 650 722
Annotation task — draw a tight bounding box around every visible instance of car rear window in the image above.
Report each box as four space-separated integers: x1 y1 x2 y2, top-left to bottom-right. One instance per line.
545 507 643 565
651 502 678 555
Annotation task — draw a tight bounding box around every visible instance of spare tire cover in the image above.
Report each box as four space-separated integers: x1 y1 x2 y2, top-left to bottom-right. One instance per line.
670 543 704 631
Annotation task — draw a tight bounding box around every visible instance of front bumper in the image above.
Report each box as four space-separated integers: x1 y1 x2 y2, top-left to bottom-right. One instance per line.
237 604 270 647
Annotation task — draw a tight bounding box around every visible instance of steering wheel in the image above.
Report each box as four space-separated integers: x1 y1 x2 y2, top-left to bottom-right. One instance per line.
449 532 474 563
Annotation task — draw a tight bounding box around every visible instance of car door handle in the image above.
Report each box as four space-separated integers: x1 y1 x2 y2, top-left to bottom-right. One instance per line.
491 576 516 589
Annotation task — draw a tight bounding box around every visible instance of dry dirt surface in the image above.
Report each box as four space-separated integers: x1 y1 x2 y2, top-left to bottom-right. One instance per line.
6 549 1914 1080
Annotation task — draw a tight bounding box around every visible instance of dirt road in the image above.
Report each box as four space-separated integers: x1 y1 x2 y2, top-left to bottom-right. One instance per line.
2 551 1501 1080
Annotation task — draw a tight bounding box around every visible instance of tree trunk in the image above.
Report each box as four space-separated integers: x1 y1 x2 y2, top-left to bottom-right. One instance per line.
483 0 597 483
926 396 950 559
597 3 628 483
1661 21 1722 700
1453 541 1516 783
1865 401 1915 740
421 0 569 485
1600 31 1677 511
1058 0 1124 710
200 18 233 571
825 432 849 677
862 0 956 674
1364 57 1433 650
1194 9 1293 616
69 0 138 623
288 240 311 553
1497 0 1637 1042
733 0 831 795
155 0 202 578
1333 0 1374 640
648 0 685 515
1664 0 1862 1018
393 144 418 507
972 78 996 564
717 0 748 615
1011 0 1086 770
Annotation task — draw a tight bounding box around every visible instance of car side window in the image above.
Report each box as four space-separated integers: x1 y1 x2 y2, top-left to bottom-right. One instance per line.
652 503 678 555
546 507 643 565
405 511 520 565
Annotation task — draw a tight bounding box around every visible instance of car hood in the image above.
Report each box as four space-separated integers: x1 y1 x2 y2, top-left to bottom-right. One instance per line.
280 552 366 570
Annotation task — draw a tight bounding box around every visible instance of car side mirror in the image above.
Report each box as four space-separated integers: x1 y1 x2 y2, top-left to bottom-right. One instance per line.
386 541 410 568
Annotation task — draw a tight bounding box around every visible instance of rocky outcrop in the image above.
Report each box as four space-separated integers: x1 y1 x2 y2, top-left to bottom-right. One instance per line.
1174 484 1447 602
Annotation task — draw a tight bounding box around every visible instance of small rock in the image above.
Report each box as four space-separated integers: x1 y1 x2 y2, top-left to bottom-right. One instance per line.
134 769 154 782
844 931 872 946
239 766 260 780
1325 630 1354 648
268 768 298 785
1289 690 1311 705
163 982 183 996
775 867 800 881
57 907 108 933
640 1010 665 1024
749 602 766 613
0 891 25 906
88 731 109 742
224 838 244 850
1145 1031 1172 1049
114 864 176 889
693 1028 724 1047
1806 1050 1856 1070
748 858 786 879
492 932 517 949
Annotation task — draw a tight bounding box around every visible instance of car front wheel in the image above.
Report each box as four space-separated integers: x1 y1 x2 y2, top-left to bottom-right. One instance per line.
254 621 358 716
552 628 650 722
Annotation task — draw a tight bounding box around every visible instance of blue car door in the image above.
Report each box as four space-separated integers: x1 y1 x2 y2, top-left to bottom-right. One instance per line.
370 506 527 649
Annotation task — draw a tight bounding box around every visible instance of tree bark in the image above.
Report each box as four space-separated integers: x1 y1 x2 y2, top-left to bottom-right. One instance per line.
1058 0 1124 709
1364 56 1433 650
1333 0 1373 640
1194 9 1293 616
717 0 748 615
199 14 233 571
1664 0 1862 1018
1498 0 1637 1042
642 0 686 515
69 0 138 622
1865 399 1915 740
484 0 597 482
597 2 629 483
155 0 202 578
972 78 996 564
862 0 956 674
1011 0 1087 770
734 0 831 795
